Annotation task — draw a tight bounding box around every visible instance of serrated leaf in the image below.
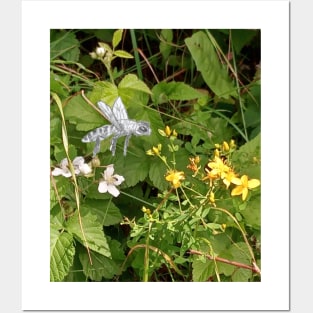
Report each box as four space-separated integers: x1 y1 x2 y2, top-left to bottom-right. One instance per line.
88 81 118 104
152 81 203 104
79 249 119 281
114 147 150 187
118 74 152 95
63 94 106 131
149 159 168 191
81 199 123 226
50 227 75 282
185 31 236 99
114 50 134 59
66 211 111 258
192 257 215 282
112 29 123 49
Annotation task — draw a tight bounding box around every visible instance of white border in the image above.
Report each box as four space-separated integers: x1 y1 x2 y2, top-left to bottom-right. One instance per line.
22 0 290 310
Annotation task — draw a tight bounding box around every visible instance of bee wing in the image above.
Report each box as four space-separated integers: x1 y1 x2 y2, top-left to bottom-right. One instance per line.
97 100 121 129
112 97 129 122
82 125 114 142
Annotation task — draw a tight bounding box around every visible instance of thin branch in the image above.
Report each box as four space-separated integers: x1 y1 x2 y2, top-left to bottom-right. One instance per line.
188 249 261 275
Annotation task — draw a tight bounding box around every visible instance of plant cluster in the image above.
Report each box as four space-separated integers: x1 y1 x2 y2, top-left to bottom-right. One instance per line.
50 29 261 282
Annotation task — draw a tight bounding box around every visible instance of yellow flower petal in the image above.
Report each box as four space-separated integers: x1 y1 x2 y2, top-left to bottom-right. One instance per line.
231 185 243 196
242 188 248 201
247 179 260 189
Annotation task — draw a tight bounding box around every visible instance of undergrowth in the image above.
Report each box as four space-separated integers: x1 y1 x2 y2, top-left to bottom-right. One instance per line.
50 29 261 282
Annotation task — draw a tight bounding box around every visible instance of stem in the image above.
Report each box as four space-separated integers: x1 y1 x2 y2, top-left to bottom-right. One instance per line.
189 249 261 275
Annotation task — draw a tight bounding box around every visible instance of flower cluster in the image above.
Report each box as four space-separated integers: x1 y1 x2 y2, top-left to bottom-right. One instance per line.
185 140 260 201
52 156 125 197
52 156 92 177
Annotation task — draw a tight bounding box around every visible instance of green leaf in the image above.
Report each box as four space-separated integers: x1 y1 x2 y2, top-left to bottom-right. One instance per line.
114 50 134 59
64 94 106 131
66 211 111 258
112 29 123 49
159 29 173 60
118 74 152 95
114 146 150 187
50 31 80 62
231 29 258 54
232 133 261 178
185 31 236 99
149 159 168 191
152 81 203 104
50 226 75 281
81 199 123 226
192 257 215 282
79 249 119 281
88 81 119 105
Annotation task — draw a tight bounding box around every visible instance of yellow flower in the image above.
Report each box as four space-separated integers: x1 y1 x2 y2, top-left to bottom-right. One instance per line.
158 126 177 138
222 170 237 189
206 156 230 179
165 125 172 137
222 141 230 152
165 170 185 188
146 144 162 156
231 175 260 201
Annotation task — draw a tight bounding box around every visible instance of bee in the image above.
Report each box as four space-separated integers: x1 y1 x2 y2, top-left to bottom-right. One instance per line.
82 97 151 156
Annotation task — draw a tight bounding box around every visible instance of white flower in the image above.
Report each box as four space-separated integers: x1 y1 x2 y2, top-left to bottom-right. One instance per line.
98 164 125 197
52 157 92 177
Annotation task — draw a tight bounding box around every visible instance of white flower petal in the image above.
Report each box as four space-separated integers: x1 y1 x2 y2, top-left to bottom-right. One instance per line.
107 184 120 197
104 164 114 180
112 174 125 186
73 156 84 167
59 158 69 169
98 180 108 193
62 171 72 178
79 163 92 175
51 168 64 176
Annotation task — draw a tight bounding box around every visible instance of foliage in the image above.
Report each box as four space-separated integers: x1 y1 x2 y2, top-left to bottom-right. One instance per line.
50 29 261 282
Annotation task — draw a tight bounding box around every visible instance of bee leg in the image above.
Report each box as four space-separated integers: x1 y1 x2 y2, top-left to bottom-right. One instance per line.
124 135 132 156
110 136 118 156
93 137 101 157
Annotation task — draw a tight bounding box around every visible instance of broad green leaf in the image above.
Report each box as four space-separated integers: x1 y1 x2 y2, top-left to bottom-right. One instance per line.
88 81 118 104
50 31 80 62
81 199 123 226
79 249 119 281
114 146 150 187
114 50 134 59
64 94 106 131
192 257 215 282
50 226 75 282
232 133 261 178
112 29 123 49
185 31 236 99
231 29 258 54
152 81 204 104
66 211 111 258
240 194 261 228
118 74 152 95
149 159 168 191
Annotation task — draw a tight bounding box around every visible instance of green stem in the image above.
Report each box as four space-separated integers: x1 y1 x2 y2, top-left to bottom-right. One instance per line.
130 29 143 80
